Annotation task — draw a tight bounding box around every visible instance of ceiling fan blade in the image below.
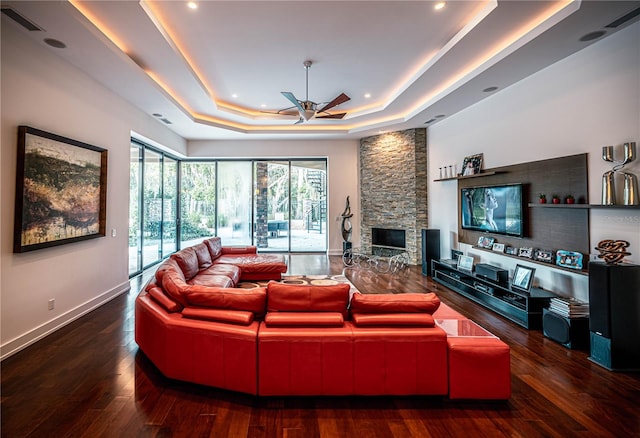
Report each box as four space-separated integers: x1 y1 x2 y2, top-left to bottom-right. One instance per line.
278 110 300 116
318 93 350 113
281 92 305 115
316 112 347 119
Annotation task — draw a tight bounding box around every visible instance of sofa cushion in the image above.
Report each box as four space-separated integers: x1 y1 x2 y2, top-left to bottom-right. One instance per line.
215 255 287 274
182 307 254 325
350 293 441 314
266 282 350 317
171 247 199 280
187 274 234 288
193 243 213 269
264 312 344 327
161 269 189 307
204 237 223 260
182 286 267 315
147 286 183 313
351 313 435 327
200 264 242 284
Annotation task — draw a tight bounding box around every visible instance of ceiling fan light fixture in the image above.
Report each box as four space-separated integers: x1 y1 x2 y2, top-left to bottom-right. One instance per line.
302 109 316 121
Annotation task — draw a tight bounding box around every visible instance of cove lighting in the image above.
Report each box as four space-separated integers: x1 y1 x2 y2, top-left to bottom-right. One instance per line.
187 2 198 10
434 2 446 11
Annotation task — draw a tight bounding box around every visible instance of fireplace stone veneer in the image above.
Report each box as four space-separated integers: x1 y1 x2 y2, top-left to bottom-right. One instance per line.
359 129 428 265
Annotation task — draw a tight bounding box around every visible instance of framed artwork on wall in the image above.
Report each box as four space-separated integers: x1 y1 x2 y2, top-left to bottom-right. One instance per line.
461 153 483 176
13 126 108 253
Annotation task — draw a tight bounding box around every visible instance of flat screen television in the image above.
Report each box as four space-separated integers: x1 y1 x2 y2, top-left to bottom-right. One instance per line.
461 183 524 237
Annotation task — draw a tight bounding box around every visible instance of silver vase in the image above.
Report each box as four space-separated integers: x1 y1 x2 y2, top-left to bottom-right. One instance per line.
602 171 616 205
622 172 639 205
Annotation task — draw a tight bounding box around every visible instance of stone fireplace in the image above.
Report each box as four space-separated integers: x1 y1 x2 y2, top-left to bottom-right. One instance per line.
359 129 428 265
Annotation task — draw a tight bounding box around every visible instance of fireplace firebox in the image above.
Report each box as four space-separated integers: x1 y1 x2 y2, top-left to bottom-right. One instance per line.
372 228 406 249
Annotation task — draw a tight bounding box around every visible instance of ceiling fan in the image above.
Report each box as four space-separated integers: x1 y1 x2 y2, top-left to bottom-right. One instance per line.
277 60 350 124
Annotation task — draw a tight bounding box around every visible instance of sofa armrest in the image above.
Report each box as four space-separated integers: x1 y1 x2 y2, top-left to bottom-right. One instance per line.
222 246 258 255
264 312 344 327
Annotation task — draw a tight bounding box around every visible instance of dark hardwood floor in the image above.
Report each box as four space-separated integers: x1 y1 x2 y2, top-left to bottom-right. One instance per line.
2 255 639 437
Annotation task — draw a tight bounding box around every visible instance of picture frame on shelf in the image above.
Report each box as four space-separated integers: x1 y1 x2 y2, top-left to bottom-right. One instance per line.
457 254 474 272
477 235 495 249
505 246 518 255
556 250 584 270
518 247 533 258
13 126 108 253
461 153 483 176
512 264 535 292
534 249 554 263
492 243 505 253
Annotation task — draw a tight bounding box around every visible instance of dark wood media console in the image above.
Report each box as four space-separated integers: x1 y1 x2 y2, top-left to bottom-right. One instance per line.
432 260 557 329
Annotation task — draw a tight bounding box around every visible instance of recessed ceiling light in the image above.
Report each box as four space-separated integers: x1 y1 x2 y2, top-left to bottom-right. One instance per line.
231 94 238 98
364 93 371 99
260 104 267 108
483 86 499 93
434 2 446 11
187 2 198 10
44 38 66 49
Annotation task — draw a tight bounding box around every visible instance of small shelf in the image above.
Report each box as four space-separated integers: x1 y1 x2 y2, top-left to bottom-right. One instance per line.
528 203 640 210
471 245 588 275
434 171 499 182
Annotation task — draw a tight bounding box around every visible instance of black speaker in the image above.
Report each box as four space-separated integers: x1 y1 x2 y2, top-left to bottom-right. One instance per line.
542 308 589 350
589 332 612 369
475 263 508 285
421 229 440 277
588 262 640 370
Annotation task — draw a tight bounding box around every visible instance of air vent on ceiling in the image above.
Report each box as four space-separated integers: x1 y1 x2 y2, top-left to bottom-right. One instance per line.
160 118 172 125
1 7 43 31
605 6 640 28
424 118 436 124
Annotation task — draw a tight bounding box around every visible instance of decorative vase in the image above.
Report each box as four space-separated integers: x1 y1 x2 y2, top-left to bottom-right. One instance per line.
539 198 547 204
566 197 575 204
552 198 560 204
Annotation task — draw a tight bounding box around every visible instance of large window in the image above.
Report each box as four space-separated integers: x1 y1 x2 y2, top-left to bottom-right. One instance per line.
129 149 327 276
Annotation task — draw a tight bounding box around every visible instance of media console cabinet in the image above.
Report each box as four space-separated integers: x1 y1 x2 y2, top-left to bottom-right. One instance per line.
432 260 556 329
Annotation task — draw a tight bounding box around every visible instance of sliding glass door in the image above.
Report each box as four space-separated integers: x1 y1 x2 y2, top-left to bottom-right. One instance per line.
180 162 216 248
128 141 179 277
290 160 327 252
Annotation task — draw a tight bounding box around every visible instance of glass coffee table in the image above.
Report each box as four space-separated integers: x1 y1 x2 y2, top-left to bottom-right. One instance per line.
436 319 498 338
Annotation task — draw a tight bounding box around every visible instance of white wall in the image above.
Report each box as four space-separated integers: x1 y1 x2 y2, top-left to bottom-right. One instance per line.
428 22 640 302
188 139 361 255
1 24 186 358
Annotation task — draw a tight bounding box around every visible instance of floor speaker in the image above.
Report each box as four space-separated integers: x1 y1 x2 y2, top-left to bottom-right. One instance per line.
542 308 589 350
421 229 440 277
588 262 640 370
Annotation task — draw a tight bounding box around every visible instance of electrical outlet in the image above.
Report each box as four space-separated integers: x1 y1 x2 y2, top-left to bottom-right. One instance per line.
111 228 117 237
48 299 55 311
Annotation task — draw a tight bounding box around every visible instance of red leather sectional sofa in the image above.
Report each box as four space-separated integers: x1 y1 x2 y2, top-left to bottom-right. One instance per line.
135 238 511 399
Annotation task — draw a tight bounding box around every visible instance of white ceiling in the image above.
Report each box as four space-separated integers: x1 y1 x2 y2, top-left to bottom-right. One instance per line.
2 1 639 140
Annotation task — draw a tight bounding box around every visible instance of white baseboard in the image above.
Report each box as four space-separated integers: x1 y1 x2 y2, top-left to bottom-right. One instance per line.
0 281 130 361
